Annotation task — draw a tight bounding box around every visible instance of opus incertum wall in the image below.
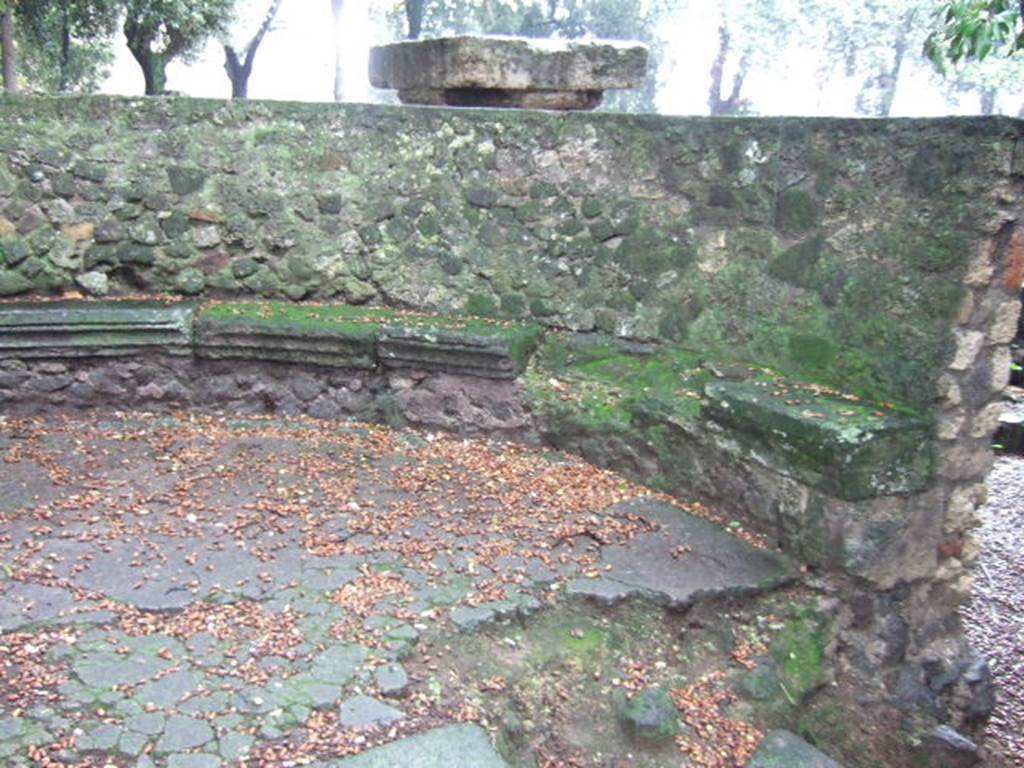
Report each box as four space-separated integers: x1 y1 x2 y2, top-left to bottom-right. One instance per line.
0 96 1021 744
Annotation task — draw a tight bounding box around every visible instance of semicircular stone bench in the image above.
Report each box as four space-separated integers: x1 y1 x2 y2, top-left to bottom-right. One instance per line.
0 295 1006 751
0 298 934 577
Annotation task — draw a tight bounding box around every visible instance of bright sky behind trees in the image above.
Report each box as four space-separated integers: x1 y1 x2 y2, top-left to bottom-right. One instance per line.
86 0 1024 116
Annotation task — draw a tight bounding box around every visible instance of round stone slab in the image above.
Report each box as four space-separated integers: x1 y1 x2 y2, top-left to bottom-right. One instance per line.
369 35 648 110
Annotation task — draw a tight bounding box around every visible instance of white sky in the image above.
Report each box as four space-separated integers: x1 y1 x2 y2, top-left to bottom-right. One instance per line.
102 0 374 103
97 0 1018 116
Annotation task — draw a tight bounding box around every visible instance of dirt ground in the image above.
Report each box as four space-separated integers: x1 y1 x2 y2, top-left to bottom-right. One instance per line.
0 409 1015 767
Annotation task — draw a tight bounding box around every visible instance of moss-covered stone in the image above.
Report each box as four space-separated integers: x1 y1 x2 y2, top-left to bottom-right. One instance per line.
703 378 933 500
776 189 819 233
196 301 380 368
231 258 260 279
618 687 678 741
0 269 32 296
768 236 824 288
175 268 205 296
770 604 831 703
1 238 31 267
166 166 207 196
465 293 499 317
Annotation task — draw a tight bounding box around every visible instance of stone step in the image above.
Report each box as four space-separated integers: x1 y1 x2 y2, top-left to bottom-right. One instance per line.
565 499 794 610
0 300 195 357
314 723 508 767
703 379 933 501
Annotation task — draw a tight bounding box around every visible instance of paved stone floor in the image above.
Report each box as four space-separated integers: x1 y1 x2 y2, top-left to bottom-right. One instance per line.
0 411 792 767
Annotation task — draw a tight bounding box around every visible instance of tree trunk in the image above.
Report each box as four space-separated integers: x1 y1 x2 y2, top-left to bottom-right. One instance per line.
980 87 997 115
332 0 344 102
1 7 17 94
708 25 748 116
59 8 73 92
855 14 913 117
224 46 250 98
878 31 908 117
405 0 424 39
224 0 284 99
135 50 167 95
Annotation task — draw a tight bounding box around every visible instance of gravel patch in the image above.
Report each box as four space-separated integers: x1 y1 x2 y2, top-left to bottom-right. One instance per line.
964 455 1024 766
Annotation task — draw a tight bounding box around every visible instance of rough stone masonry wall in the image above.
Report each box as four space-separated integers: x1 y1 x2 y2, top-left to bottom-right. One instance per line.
0 96 1022 739
0 97 1020 411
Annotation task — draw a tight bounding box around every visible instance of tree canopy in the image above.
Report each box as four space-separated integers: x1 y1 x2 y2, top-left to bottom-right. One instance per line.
15 0 121 93
925 0 1024 68
122 0 236 94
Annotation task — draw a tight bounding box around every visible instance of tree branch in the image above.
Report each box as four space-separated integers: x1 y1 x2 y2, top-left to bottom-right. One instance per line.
243 0 284 71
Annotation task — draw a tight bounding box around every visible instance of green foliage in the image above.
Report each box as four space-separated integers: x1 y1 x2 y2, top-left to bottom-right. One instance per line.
122 0 237 94
122 0 236 62
11 1 120 93
925 0 1023 68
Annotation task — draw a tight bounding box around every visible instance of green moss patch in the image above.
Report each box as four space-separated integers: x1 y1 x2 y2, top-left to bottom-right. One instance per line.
770 603 831 703
528 333 711 434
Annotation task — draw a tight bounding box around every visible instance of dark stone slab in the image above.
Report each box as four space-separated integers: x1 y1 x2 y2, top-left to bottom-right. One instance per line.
395 88 603 111
923 725 980 768
0 581 76 631
747 730 843 767
378 319 543 379
572 499 793 610
0 300 195 358
703 380 933 500
317 723 508 767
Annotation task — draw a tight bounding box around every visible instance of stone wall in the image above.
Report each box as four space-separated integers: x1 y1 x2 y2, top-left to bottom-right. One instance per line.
1 96 1022 747
0 97 1021 410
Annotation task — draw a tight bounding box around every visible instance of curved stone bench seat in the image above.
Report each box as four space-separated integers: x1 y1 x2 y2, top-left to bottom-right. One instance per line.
193 301 543 378
0 298 936 578
195 302 382 369
0 299 544 376
523 333 939 574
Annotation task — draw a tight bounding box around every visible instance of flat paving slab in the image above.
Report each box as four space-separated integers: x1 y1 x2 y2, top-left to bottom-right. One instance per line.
320 723 508 767
568 499 793 609
748 730 844 767
0 411 794 766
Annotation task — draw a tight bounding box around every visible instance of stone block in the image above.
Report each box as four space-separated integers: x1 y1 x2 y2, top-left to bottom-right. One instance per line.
703 380 933 500
0 300 195 357
369 35 647 110
378 317 543 379
195 302 379 369
748 730 843 767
